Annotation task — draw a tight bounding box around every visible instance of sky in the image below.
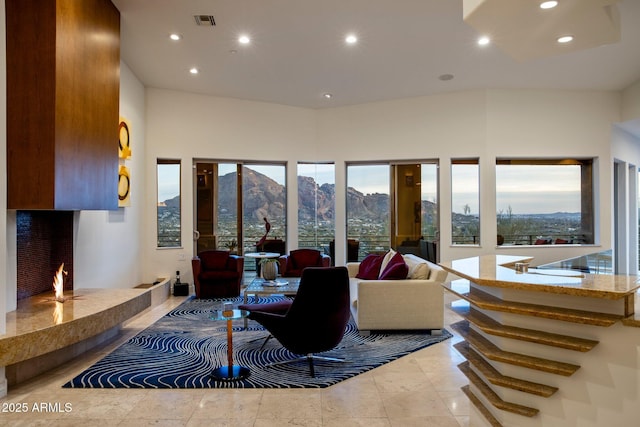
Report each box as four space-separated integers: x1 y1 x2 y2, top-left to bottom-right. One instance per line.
157 163 180 202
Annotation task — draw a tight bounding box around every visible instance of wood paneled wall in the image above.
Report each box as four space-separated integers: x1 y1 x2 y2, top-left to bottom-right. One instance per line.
6 0 120 210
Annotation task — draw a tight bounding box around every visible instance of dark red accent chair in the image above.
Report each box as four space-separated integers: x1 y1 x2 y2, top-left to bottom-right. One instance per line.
192 250 244 298
239 266 350 377
278 248 331 277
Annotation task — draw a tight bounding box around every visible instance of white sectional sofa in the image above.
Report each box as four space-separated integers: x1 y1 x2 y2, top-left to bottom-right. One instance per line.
346 253 448 335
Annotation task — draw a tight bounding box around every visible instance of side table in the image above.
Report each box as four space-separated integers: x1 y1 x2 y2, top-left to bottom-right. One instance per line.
245 252 280 277
210 308 250 381
173 282 189 296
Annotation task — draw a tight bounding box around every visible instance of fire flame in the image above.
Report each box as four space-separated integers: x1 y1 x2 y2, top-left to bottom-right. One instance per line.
53 263 67 303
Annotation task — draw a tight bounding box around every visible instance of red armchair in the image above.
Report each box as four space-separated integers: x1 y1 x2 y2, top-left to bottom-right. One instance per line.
192 250 244 298
278 249 331 277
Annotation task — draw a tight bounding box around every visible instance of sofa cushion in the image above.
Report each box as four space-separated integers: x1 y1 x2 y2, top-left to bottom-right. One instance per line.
356 254 384 279
379 249 396 278
403 255 430 279
379 251 409 280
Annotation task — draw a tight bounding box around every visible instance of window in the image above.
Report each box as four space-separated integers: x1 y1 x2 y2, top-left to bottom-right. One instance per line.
346 161 439 256
297 163 335 250
157 159 181 248
451 159 480 245
242 164 287 255
496 159 594 245
347 164 390 254
419 163 439 241
196 163 238 253
194 161 286 270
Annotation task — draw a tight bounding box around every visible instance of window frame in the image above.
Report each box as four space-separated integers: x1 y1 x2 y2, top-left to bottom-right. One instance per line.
297 162 336 251
345 160 439 256
156 158 182 248
451 158 480 246
495 158 594 246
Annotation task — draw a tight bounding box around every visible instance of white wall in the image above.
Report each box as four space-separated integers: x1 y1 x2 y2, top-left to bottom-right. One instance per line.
612 125 640 274
144 88 627 275
316 90 488 263
482 89 621 266
622 79 640 124
144 89 317 284
74 62 146 288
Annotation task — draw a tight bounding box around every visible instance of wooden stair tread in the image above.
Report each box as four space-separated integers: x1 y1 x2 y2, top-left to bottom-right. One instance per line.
443 281 621 326
462 385 503 427
455 341 558 397
451 320 580 376
450 305 599 352
459 361 539 417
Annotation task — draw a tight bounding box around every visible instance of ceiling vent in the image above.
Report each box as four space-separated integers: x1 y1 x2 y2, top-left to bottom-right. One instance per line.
194 15 216 26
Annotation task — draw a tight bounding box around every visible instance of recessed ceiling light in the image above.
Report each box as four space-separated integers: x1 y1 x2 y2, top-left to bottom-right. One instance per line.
540 1 558 9
345 34 358 44
238 35 250 44
323 93 332 99
557 35 574 43
477 36 490 46
169 33 181 41
189 67 199 75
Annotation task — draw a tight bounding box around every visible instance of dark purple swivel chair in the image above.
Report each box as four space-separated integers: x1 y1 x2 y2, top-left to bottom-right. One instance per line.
239 266 350 377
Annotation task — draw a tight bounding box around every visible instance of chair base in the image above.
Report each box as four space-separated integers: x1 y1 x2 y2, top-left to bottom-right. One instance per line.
267 353 345 377
247 334 273 350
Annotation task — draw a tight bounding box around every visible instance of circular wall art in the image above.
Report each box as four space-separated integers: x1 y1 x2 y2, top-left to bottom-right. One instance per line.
118 165 131 207
119 117 132 159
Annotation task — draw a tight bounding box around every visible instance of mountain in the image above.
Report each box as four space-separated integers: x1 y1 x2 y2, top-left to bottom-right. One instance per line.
204 168 394 222
171 167 439 224
162 195 180 209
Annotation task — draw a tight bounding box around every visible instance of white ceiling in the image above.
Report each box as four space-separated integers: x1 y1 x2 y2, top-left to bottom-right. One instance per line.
111 0 640 110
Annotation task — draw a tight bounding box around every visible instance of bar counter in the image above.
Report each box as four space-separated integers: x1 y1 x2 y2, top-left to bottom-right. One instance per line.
439 254 640 427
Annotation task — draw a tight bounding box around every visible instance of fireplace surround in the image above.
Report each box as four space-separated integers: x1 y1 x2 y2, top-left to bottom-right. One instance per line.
16 211 74 301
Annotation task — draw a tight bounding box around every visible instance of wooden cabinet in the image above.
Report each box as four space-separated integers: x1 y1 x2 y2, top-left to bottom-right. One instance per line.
6 0 120 210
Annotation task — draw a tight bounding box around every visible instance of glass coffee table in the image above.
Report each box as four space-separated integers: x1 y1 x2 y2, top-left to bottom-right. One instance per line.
242 277 300 328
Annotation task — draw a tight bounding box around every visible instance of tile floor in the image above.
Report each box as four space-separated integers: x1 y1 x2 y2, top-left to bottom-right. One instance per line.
0 287 469 427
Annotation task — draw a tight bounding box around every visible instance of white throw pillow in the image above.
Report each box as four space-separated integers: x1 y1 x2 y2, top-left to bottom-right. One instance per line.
378 249 396 278
403 255 430 279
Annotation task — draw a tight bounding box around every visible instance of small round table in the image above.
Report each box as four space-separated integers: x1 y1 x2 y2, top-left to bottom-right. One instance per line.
210 308 250 381
245 252 280 277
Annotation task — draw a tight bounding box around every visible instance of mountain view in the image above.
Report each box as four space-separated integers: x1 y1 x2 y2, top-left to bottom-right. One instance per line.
158 167 583 249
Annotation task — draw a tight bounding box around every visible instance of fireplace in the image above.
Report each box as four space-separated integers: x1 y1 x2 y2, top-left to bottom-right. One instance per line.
16 211 74 301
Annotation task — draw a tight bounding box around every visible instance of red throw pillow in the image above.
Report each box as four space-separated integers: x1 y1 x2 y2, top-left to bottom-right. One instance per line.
356 254 384 279
379 251 409 280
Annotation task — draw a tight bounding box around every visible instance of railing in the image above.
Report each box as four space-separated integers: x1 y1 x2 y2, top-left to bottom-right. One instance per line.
538 249 613 274
157 231 181 248
452 234 588 245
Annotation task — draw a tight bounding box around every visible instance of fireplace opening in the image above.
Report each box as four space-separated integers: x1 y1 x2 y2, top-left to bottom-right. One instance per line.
16 210 74 301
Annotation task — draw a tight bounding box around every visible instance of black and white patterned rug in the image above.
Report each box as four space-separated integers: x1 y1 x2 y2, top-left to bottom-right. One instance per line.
63 296 451 389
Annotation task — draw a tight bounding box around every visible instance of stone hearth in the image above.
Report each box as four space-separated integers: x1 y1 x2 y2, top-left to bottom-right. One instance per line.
0 279 170 387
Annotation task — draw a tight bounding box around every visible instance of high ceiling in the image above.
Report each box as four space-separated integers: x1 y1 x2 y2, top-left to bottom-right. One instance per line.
112 0 640 109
